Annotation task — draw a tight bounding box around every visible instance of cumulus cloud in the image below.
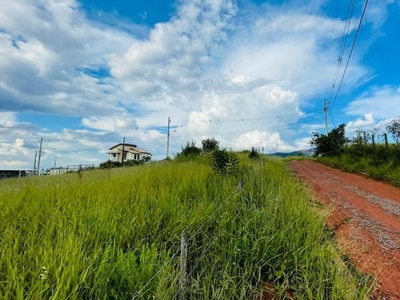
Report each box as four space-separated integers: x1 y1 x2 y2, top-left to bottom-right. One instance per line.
107 0 237 106
0 0 393 167
346 113 375 132
346 86 400 119
0 112 17 125
82 114 139 131
0 0 135 116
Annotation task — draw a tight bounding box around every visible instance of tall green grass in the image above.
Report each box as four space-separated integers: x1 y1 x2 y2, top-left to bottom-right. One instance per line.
0 157 371 299
319 144 400 186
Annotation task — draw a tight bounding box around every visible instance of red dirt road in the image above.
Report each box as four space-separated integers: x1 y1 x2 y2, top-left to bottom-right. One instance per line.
289 160 400 300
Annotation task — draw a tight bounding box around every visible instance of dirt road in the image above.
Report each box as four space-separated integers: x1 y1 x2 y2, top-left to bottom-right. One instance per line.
289 160 400 300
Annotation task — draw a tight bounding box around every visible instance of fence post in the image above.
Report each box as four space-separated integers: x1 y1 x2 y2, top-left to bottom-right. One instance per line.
384 133 389 147
180 229 188 299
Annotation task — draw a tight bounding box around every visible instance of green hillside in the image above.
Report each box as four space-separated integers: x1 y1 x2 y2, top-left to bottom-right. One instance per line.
0 156 371 299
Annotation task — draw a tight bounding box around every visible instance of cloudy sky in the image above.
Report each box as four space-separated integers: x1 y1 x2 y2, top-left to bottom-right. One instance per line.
0 0 399 169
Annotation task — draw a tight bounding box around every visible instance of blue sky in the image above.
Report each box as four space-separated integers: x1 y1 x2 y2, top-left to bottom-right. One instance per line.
0 0 399 169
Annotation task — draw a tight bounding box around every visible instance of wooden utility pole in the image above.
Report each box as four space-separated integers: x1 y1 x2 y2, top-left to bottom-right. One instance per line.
37 137 43 175
33 151 37 172
166 117 171 159
121 137 125 167
180 229 188 299
384 133 389 147
323 99 329 135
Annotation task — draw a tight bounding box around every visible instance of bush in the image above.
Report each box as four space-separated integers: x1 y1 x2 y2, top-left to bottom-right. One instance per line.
310 124 347 157
201 138 219 153
176 141 202 158
99 160 122 169
248 147 260 160
211 149 239 175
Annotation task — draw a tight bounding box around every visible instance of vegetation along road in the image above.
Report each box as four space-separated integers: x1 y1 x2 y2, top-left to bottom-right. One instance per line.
290 160 400 300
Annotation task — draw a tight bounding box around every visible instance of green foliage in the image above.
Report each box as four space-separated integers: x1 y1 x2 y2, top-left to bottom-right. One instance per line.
248 147 260 160
0 159 372 299
99 157 150 169
386 118 400 144
318 144 400 187
201 138 219 153
176 141 202 158
210 149 239 175
124 156 151 166
99 160 122 169
310 124 347 156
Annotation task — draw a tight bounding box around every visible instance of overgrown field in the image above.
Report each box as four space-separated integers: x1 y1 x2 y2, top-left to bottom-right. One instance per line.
0 156 371 299
318 144 400 187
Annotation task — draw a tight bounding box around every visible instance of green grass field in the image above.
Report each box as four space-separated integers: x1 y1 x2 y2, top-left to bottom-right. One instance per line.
318 144 400 187
0 156 372 299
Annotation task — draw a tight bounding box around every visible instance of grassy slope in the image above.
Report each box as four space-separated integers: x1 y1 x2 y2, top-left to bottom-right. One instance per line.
0 157 371 299
318 145 400 187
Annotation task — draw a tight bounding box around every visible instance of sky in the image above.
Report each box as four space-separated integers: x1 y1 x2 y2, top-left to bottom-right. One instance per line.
0 0 399 170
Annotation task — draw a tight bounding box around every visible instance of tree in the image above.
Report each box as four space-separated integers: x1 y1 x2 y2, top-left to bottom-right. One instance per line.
177 141 202 157
386 118 400 144
248 147 260 160
201 138 219 153
99 160 122 169
211 149 238 175
310 124 347 156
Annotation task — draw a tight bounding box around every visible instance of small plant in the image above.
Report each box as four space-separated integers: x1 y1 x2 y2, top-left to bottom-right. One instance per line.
99 160 122 169
248 147 260 160
201 138 219 153
176 141 202 158
211 149 238 175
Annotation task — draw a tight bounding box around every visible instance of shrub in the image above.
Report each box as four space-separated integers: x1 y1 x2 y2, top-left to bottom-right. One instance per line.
99 160 122 169
201 138 219 153
310 124 347 156
176 141 202 158
211 149 239 175
248 147 260 160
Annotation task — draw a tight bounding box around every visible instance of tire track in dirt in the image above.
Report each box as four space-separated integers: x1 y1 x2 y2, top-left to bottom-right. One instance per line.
289 160 400 299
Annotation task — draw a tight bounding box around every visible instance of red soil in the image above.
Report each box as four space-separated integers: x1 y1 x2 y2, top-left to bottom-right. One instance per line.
289 160 400 300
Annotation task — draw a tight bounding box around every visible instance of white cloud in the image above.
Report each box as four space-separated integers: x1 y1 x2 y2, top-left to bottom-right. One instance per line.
0 0 135 116
346 113 375 132
82 114 139 131
107 0 237 107
366 0 395 29
0 112 17 125
346 86 400 119
233 130 295 153
0 0 394 167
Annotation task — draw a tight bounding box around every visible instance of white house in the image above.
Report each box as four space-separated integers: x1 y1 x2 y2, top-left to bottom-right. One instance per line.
108 143 151 163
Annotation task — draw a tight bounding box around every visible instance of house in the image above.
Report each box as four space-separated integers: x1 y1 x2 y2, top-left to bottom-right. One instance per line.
108 143 151 163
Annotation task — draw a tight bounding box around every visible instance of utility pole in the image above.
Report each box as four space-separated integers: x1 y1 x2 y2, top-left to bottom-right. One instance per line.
323 99 329 135
37 137 43 175
121 137 125 167
33 151 37 172
166 117 171 159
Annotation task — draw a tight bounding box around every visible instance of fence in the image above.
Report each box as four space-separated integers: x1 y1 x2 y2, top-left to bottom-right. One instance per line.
0 170 27 180
47 164 95 176
131 202 225 299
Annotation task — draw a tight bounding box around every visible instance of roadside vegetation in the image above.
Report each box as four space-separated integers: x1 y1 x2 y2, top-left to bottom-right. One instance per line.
311 118 400 187
0 139 372 299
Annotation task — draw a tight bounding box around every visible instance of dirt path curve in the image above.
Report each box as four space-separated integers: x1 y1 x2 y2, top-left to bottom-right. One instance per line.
289 160 400 300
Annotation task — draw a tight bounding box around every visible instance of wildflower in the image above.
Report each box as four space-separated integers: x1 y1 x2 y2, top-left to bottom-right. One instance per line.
39 266 48 280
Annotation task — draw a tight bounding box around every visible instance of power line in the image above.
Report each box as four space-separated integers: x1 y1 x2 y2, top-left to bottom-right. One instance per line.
327 0 357 103
329 0 369 115
170 117 325 139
